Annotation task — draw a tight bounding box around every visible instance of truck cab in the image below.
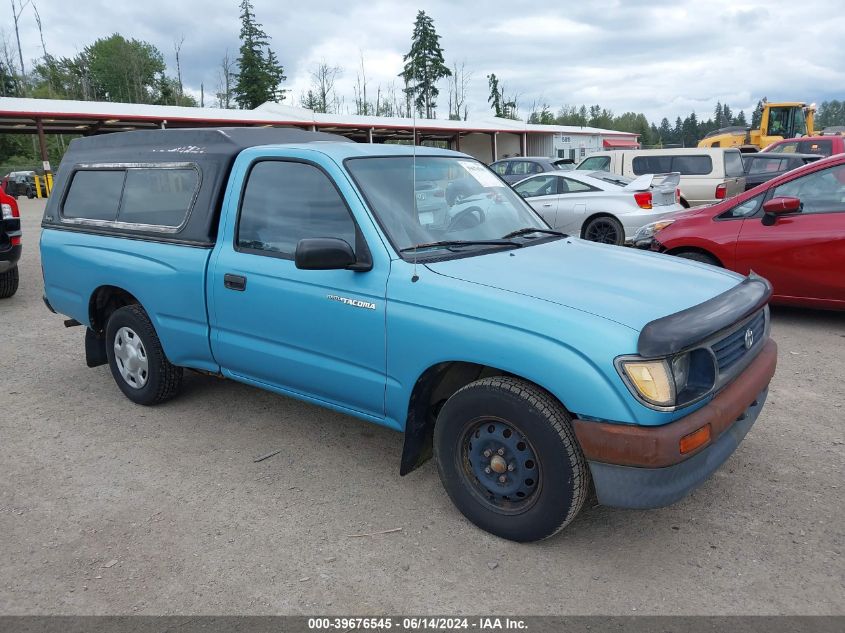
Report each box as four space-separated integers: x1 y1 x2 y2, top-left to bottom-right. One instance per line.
40 128 777 542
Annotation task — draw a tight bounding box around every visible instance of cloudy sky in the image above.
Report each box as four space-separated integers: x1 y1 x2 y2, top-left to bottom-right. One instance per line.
5 0 844 123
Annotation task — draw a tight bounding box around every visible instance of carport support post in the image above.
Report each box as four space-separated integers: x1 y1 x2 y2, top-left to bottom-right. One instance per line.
36 118 52 194
454 133 461 152
368 127 374 144
521 132 527 157
490 132 498 162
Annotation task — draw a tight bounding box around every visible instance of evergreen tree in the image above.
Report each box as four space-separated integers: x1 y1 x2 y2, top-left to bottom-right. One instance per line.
674 116 684 144
722 103 733 126
658 117 673 145
713 101 723 127
817 100 845 128
751 98 766 129
400 10 451 118
682 112 699 147
234 0 286 109
734 110 747 127
487 73 502 117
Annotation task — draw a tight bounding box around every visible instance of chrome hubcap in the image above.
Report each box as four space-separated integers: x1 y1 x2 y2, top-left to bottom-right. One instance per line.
114 326 148 389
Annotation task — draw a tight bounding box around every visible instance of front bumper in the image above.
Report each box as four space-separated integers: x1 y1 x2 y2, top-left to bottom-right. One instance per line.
572 338 777 509
621 206 683 242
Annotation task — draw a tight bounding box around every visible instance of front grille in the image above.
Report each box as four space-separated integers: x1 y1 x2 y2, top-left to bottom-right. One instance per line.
711 309 766 372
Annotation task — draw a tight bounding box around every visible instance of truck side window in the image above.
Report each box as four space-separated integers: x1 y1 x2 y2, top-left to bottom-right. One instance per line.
579 156 610 171
631 156 671 175
118 168 198 227
237 161 356 258
63 170 125 221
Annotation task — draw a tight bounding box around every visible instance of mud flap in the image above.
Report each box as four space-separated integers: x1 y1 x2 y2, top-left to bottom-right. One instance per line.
85 327 107 368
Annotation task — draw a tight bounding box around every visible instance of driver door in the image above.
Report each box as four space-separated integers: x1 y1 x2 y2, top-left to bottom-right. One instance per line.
209 158 388 418
513 175 560 226
735 163 845 305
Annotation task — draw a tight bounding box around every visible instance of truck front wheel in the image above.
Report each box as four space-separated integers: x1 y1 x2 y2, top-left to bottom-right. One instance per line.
0 266 19 298
434 376 590 542
105 305 183 406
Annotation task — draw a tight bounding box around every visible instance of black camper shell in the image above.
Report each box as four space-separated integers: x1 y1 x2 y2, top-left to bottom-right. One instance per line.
42 127 349 247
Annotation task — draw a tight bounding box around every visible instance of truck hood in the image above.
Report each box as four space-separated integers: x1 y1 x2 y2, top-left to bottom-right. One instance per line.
425 238 744 332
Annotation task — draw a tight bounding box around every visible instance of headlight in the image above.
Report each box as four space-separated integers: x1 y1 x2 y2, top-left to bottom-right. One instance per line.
633 219 675 243
619 359 674 407
618 349 716 410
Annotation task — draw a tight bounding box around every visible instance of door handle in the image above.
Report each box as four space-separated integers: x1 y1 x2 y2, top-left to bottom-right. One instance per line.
224 273 246 291
542 203 553 207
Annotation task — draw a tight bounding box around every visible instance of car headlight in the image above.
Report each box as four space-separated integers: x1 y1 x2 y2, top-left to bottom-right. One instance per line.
618 358 674 407
617 349 716 410
633 219 675 242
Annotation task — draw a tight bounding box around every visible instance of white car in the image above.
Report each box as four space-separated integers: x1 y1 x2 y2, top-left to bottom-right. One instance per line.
512 170 684 245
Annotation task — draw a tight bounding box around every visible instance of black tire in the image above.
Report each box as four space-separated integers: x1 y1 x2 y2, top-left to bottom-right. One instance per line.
583 215 625 245
434 376 590 542
676 250 721 267
104 304 183 405
0 266 19 298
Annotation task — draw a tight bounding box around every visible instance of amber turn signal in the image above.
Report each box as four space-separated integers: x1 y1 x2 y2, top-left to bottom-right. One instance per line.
679 424 711 454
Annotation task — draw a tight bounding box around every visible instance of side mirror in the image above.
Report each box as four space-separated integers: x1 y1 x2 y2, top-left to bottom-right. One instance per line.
761 196 801 226
295 238 357 271
763 196 802 214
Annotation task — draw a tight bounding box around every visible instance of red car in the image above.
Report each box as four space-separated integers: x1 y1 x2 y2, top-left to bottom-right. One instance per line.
763 135 845 157
634 153 845 310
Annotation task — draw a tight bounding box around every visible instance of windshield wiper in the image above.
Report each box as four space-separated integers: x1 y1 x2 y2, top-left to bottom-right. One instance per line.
501 227 568 239
399 239 523 253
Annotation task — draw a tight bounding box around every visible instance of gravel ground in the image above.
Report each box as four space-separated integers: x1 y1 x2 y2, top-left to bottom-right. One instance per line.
1 198 843 615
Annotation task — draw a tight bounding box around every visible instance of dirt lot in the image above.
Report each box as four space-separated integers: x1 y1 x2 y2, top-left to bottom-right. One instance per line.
1 198 843 615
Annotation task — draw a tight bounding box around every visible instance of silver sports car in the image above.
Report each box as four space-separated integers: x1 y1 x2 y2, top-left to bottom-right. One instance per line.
512 170 684 245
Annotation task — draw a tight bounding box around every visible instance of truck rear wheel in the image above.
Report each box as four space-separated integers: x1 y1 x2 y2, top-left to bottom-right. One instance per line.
434 376 590 542
105 305 183 405
0 266 19 298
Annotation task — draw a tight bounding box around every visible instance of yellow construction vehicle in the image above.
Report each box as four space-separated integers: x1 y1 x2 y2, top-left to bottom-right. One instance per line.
698 100 816 151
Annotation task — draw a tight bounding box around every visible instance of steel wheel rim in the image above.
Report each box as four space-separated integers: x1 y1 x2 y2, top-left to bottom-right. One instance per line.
458 417 541 515
586 220 619 244
113 326 149 389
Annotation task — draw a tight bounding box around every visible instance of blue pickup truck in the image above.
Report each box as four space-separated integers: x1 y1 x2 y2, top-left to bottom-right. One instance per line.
40 128 777 541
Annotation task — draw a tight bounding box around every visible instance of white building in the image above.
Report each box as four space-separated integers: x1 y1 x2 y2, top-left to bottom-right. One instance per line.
0 97 638 166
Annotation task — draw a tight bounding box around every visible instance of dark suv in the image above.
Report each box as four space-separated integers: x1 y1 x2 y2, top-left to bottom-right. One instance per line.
741 152 821 190
0 187 21 297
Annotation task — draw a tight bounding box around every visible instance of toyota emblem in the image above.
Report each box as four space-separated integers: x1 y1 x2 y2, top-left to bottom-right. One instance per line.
744 328 754 350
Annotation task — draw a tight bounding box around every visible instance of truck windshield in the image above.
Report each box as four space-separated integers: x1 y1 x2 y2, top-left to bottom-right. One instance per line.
346 156 550 256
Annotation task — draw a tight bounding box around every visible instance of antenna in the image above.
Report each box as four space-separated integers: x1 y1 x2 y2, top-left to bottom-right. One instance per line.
411 61 419 283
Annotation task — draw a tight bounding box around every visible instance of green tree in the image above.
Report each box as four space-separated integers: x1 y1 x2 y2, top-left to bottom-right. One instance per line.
722 103 733 126
681 112 699 147
528 102 554 124
674 117 683 143
658 117 673 145
156 74 197 106
487 73 502 117
0 58 21 97
234 0 286 109
733 110 748 127
817 100 845 128
400 10 451 118
751 98 766 129
84 34 166 103
587 105 614 129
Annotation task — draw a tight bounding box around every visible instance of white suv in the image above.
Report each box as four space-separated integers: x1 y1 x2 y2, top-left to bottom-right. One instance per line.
577 148 746 207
